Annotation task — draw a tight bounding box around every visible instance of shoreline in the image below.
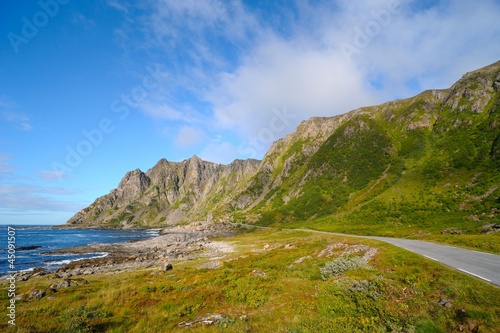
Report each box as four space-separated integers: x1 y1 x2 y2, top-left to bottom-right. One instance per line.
52 223 162 231
6 221 238 281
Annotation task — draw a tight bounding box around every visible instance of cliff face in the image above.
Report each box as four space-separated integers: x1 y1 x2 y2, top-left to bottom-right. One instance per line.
67 60 500 228
67 156 261 227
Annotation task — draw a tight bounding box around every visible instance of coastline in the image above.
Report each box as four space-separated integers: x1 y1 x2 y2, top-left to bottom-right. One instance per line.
7 221 238 281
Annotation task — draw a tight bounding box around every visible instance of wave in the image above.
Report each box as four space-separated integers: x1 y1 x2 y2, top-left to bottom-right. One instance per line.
44 259 73 266
43 252 109 267
7 226 54 231
146 229 161 236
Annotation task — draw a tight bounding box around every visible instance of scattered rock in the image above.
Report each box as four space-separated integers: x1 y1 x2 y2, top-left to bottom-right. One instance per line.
493 77 500 91
27 289 46 300
438 299 453 308
198 260 222 269
441 228 463 235
50 279 89 292
480 223 500 234
341 245 378 262
178 314 225 328
456 308 468 320
251 270 268 278
162 262 173 271
468 215 480 222
317 243 348 258
17 245 42 251
407 117 432 131
294 256 311 264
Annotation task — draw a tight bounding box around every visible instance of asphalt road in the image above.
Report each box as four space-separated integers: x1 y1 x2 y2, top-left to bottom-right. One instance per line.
368 236 500 286
236 224 500 286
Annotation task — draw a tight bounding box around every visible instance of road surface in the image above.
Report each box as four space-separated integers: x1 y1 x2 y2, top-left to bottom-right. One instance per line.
369 236 500 286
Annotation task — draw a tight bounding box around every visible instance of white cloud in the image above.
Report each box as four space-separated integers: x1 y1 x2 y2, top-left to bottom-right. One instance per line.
199 139 240 165
0 96 33 131
0 153 14 178
147 0 260 45
336 0 500 96
0 184 82 212
39 169 70 182
206 37 378 136
139 101 184 120
174 126 206 148
114 0 500 161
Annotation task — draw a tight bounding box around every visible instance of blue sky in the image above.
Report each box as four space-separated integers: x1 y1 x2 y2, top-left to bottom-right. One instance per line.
1 0 500 225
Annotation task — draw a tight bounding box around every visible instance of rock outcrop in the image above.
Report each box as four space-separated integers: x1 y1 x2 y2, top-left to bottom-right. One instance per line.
67 156 260 227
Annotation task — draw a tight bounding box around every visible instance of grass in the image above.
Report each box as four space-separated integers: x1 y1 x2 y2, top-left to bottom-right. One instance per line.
1 228 499 332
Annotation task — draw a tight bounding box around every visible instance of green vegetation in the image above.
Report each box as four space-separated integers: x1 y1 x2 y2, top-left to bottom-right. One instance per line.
2 229 499 332
242 65 500 254
320 256 367 280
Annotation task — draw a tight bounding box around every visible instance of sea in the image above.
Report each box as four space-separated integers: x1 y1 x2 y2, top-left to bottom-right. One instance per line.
0 225 159 277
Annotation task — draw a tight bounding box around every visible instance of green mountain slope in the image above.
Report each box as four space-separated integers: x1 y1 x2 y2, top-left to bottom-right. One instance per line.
67 61 500 244
232 61 500 240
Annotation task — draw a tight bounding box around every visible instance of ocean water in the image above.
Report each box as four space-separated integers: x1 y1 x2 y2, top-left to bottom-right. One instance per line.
0 225 158 276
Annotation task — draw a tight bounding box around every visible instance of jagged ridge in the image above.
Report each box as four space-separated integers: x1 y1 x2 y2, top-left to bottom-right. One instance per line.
67 156 261 227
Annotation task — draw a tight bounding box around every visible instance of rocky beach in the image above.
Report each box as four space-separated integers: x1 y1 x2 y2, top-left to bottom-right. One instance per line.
8 222 239 286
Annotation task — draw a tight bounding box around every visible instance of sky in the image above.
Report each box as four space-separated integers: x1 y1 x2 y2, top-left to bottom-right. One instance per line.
1 0 500 225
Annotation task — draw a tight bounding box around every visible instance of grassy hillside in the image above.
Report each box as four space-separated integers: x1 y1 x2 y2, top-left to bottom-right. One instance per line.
2 229 499 332
236 62 500 252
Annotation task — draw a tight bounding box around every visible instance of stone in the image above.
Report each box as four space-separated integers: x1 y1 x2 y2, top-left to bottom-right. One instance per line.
441 228 463 235
177 314 224 328
162 262 173 271
251 269 267 278
468 215 480 222
27 289 46 300
294 256 311 264
438 299 453 308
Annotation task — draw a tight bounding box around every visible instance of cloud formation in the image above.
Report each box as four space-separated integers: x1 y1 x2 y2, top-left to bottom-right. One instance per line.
112 0 500 162
0 183 83 212
174 126 206 148
0 153 14 178
0 96 33 131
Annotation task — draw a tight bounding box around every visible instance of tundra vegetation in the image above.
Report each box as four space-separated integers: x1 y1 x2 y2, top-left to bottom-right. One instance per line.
1 229 499 332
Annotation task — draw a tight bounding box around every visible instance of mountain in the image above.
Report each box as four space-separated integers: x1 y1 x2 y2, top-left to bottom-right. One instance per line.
67 156 261 227
67 61 500 233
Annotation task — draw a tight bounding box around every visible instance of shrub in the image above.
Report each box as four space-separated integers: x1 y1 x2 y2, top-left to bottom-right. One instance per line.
61 305 112 333
320 256 366 280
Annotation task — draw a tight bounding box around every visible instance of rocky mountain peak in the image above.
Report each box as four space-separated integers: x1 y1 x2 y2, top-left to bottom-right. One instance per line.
444 61 500 113
115 169 150 205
